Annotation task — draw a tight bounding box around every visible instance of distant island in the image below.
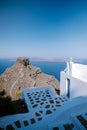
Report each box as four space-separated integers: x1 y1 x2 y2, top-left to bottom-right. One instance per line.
1 57 85 63
1 57 72 62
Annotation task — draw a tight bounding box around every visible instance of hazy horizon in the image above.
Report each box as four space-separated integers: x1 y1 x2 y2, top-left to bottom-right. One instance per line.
0 56 87 62
0 0 87 59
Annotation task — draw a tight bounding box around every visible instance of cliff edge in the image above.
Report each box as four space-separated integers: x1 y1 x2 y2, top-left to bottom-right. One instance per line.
0 57 60 100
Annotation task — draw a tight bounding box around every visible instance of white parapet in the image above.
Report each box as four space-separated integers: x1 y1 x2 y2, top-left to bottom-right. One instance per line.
72 63 87 82
60 61 87 99
66 60 73 76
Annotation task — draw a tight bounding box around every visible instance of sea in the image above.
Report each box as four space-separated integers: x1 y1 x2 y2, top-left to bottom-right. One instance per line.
0 58 87 81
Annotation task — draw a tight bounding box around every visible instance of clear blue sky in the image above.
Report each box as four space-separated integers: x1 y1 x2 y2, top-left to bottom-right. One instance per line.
0 0 87 59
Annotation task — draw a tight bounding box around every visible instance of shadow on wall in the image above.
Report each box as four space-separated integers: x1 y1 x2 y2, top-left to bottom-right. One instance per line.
0 90 28 117
69 88 80 99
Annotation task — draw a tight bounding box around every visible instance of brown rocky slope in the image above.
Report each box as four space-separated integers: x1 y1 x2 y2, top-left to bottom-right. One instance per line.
0 57 60 100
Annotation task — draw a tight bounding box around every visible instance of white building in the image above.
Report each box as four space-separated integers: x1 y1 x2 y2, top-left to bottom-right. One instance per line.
60 59 87 98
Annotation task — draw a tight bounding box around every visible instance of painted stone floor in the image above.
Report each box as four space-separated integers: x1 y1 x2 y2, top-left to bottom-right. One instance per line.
0 86 87 130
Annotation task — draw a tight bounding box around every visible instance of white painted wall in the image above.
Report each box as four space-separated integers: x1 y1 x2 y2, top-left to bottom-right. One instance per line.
70 76 87 98
60 62 87 99
72 63 87 82
60 71 67 97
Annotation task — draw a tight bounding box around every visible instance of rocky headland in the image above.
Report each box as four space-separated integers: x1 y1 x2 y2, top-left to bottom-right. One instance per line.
0 57 60 100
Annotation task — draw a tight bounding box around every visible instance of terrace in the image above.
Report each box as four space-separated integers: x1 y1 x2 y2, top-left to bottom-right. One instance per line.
0 86 87 130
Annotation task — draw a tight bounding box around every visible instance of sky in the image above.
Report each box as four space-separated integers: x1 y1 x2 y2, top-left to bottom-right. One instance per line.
0 0 87 59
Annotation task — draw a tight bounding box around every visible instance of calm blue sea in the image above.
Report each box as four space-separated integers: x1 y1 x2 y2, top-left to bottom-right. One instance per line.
0 59 87 81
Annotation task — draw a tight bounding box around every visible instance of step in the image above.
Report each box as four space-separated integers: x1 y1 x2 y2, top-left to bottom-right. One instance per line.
48 119 78 130
71 112 87 130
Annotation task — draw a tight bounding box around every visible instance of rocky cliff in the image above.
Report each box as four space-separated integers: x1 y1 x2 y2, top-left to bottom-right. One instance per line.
0 57 60 100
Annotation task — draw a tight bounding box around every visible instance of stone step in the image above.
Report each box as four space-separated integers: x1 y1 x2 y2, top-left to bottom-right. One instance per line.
48 122 78 130
0 86 68 130
22 86 68 121
71 113 87 130
48 115 78 130
0 86 87 130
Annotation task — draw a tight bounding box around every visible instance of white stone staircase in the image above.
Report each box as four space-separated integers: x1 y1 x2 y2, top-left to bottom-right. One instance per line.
0 86 87 130
47 112 87 130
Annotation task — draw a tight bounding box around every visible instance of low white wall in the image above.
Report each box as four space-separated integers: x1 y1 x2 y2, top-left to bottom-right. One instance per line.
70 76 87 98
72 63 87 82
60 71 87 98
60 71 67 97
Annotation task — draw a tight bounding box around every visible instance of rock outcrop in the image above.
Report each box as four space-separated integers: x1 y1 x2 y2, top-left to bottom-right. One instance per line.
16 57 29 66
0 57 60 100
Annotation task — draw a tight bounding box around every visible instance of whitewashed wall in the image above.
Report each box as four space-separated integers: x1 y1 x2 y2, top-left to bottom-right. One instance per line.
60 71 67 97
60 67 87 99
72 63 87 82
